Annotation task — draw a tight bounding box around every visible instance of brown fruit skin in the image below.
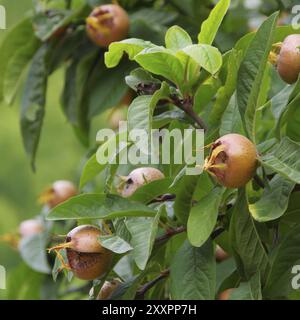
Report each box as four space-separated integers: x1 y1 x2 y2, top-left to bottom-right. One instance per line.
66 249 113 281
218 288 234 300
120 167 165 198
215 245 229 262
47 180 77 208
86 4 129 48
19 219 44 238
97 279 121 300
277 35 300 84
208 134 257 188
66 225 104 253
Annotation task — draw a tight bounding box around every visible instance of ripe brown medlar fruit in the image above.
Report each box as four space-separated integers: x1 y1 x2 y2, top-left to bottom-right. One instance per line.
215 245 229 262
118 167 165 197
39 180 77 208
49 225 113 280
86 4 129 48
204 134 258 188
19 219 44 238
277 35 300 84
97 278 121 300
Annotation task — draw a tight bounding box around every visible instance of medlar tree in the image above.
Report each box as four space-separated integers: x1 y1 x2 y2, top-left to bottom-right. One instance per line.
1 0 300 300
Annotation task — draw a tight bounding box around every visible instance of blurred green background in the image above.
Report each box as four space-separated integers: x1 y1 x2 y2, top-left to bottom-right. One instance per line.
0 0 87 273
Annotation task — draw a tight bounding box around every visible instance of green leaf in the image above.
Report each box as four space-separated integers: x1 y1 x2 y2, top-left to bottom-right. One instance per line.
209 49 242 126
259 137 300 184
80 154 104 189
219 93 243 136
19 233 51 274
174 175 199 225
87 59 131 118
229 189 269 280
0 18 34 101
99 235 133 254
134 47 185 87
229 272 262 300
105 39 155 68
165 25 192 51
47 194 156 220
263 225 300 298
170 240 216 300
20 45 48 170
180 44 222 75
128 177 175 204
198 0 230 45
187 186 225 247
125 212 161 270
237 12 279 140
125 68 160 92
3 37 40 105
248 175 295 222
127 82 170 135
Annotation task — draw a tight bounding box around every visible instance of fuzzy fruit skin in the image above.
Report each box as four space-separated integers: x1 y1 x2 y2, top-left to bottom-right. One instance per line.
48 180 77 208
277 35 300 84
86 4 129 48
121 167 165 197
97 279 121 300
19 219 44 238
207 134 257 188
66 249 113 281
66 225 104 253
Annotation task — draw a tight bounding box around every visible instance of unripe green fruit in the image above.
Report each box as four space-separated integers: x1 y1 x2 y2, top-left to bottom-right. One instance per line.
277 35 300 84
97 279 121 300
86 4 129 48
19 219 44 238
119 167 165 197
204 134 257 188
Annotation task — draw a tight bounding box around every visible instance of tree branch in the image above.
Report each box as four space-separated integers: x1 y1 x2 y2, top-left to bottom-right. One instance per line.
155 226 186 245
135 269 170 299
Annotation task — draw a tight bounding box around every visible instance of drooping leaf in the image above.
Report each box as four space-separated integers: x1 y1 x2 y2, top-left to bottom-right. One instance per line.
248 175 295 222
20 45 49 170
170 240 216 300
125 68 161 92
188 186 225 247
105 39 155 68
47 194 156 220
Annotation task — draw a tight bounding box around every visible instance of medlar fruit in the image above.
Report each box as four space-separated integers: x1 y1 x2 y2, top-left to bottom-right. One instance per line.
39 180 77 208
19 219 44 238
204 134 258 188
86 4 129 48
97 278 121 300
118 167 165 197
49 225 113 280
277 34 300 84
